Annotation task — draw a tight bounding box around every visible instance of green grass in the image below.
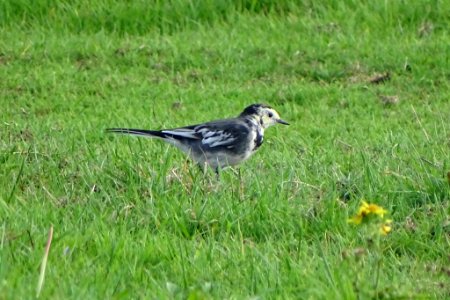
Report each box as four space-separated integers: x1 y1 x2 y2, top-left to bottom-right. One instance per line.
1 0 449 298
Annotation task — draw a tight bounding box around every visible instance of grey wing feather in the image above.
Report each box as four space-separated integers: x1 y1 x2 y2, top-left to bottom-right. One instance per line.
144 118 249 149
194 119 249 149
161 128 201 140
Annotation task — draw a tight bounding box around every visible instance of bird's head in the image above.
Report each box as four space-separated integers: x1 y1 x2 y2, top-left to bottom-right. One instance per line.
240 104 290 128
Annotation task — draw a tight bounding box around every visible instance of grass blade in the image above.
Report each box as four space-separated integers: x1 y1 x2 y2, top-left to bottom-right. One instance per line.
36 225 54 298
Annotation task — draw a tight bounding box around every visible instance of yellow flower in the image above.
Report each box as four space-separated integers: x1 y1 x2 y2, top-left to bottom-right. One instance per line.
380 220 393 235
348 201 388 225
348 214 364 225
360 201 388 217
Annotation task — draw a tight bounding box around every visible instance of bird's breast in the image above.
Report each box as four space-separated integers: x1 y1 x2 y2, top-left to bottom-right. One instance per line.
252 128 264 151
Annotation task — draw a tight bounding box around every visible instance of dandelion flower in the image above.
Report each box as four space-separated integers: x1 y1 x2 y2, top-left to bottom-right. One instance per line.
348 201 388 224
348 214 364 225
380 220 393 235
360 201 387 217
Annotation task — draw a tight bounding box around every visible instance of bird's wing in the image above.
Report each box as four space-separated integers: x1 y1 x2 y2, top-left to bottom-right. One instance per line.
195 119 249 148
162 119 249 149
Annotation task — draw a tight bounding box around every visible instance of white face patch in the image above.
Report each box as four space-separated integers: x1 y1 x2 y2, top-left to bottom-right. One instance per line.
258 108 281 128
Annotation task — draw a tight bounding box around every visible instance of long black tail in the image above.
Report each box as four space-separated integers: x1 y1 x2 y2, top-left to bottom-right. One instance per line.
106 128 166 138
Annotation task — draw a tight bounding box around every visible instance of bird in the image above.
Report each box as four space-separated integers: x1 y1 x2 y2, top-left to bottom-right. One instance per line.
106 103 289 174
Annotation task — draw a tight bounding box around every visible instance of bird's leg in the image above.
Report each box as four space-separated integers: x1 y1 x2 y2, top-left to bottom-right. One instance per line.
196 162 210 185
215 167 220 180
197 163 205 174
197 161 213 176
238 168 244 200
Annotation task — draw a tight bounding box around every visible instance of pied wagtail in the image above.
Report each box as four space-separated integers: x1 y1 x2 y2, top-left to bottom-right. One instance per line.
107 103 289 173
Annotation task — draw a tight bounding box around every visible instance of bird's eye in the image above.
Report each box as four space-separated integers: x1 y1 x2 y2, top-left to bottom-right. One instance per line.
268 112 273 118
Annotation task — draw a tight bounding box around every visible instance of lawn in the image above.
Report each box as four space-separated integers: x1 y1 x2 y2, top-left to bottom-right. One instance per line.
1 0 449 299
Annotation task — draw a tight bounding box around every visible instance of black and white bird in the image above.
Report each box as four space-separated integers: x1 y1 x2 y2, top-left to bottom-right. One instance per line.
107 104 289 173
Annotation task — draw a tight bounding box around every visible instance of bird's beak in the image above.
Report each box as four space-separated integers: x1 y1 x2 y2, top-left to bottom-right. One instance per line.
276 119 290 125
